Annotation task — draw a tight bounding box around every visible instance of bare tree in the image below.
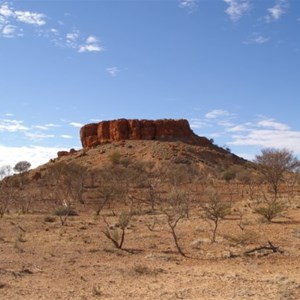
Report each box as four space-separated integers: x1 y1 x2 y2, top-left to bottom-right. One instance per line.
201 187 231 243
46 162 83 225
0 165 13 180
91 168 125 215
161 188 189 257
102 211 131 249
254 148 300 199
0 180 15 217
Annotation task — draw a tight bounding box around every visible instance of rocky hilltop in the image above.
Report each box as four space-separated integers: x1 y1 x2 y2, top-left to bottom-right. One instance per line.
80 119 213 148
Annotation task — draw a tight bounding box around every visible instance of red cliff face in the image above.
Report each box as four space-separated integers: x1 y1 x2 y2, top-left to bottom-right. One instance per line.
80 119 212 148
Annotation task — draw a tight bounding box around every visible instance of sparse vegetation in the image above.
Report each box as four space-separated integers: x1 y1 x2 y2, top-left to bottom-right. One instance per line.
1 140 299 299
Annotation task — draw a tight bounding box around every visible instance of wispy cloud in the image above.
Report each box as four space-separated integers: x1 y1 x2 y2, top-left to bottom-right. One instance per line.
0 2 103 54
1 24 18 38
189 118 213 129
0 119 28 132
205 109 232 119
60 134 72 139
24 132 55 141
224 0 250 22
244 33 270 45
69 122 83 128
257 118 290 131
14 10 46 26
66 30 80 48
265 0 289 22
179 0 198 12
228 116 300 154
106 67 120 77
33 123 60 130
0 2 45 38
190 109 236 139
190 110 300 158
0 2 46 27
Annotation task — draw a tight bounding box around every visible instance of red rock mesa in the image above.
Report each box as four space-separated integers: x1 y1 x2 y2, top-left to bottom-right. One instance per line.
80 119 212 148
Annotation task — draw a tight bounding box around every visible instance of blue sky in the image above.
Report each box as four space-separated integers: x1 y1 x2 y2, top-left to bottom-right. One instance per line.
0 0 299 168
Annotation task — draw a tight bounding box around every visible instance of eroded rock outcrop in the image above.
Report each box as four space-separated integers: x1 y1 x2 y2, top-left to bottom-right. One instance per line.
80 119 212 148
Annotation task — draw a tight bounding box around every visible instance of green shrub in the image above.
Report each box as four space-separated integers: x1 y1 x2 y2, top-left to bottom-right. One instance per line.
254 201 285 222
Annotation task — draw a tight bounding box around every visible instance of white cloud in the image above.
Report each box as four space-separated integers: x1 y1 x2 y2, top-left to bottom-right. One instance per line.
179 0 198 11
227 124 250 132
205 109 232 119
60 134 72 139
218 120 235 127
50 28 59 34
265 0 289 22
0 2 46 26
66 31 79 42
78 35 103 53
79 43 102 53
1 24 16 37
86 35 97 44
106 67 120 77
0 3 101 54
0 119 28 132
230 129 300 153
0 145 66 169
33 123 60 130
227 116 300 155
0 2 46 38
24 132 55 141
15 10 46 26
244 34 270 45
257 118 289 131
189 118 212 129
65 30 80 49
224 0 250 22
0 2 14 18
69 122 83 128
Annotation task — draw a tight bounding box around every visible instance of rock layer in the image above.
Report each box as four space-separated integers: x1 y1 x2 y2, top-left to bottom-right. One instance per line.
80 119 212 148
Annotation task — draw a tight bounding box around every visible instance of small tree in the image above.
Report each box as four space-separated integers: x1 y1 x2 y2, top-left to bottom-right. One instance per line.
254 148 300 199
12 161 31 190
91 168 125 215
254 193 286 222
0 181 14 217
53 203 78 226
13 161 31 174
0 165 13 180
102 212 131 249
202 187 231 243
161 188 189 257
